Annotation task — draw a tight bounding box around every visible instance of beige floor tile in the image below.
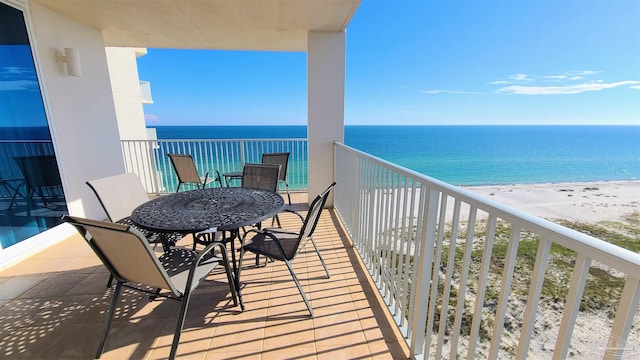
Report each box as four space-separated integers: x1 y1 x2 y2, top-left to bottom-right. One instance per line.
18 274 89 299
1 259 71 276
261 346 318 360
0 276 46 300
316 343 372 360
262 318 315 350
203 350 262 360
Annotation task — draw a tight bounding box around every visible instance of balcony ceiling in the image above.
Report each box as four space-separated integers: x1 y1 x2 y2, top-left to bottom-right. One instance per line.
32 0 361 51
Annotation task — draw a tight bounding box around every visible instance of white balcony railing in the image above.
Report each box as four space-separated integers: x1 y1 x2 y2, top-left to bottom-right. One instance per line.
120 138 308 194
333 142 640 360
139 80 153 104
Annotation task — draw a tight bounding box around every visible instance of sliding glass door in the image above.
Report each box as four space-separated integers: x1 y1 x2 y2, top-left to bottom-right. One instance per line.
0 2 68 249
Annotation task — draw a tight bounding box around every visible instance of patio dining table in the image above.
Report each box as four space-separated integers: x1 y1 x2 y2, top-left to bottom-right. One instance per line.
222 171 243 187
131 187 285 296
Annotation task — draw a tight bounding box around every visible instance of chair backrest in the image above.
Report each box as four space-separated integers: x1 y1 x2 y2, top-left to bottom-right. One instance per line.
14 155 63 188
261 152 289 182
168 153 201 184
241 163 281 192
285 181 336 260
86 173 150 222
62 215 178 294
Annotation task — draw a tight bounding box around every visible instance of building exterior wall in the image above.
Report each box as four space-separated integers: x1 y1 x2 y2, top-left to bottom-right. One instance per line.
29 1 125 218
105 47 149 140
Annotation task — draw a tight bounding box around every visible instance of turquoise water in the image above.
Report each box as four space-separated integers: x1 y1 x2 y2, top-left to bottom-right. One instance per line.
153 125 640 186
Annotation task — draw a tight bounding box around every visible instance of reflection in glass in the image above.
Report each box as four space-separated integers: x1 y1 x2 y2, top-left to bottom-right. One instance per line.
0 2 68 249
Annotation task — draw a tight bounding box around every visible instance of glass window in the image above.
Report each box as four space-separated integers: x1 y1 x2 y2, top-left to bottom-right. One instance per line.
0 2 68 249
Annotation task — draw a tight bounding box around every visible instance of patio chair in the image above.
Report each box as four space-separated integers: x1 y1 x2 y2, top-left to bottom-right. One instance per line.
0 176 24 210
86 173 182 252
167 153 222 192
13 155 64 214
237 181 336 316
241 163 281 193
262 152 291 204
61 215 237 360
239 163 282 264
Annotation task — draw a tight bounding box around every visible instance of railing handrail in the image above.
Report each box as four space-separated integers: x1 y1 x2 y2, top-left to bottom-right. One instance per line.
139 138 306 142
334 142 640 274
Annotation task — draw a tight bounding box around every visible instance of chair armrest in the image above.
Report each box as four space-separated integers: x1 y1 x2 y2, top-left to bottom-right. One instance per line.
201 171 211 186
282 208 305 223
183 241 228 295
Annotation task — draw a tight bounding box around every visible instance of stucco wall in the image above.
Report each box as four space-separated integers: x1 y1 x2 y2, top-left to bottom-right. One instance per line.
105 47 148 140
28 2 125 218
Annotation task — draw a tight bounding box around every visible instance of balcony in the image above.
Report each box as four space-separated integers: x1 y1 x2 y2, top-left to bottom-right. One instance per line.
140 80 153 104
1 139 638 359
0 192 408 359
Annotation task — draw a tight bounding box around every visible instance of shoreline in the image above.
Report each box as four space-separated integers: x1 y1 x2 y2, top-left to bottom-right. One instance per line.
463 180 640 223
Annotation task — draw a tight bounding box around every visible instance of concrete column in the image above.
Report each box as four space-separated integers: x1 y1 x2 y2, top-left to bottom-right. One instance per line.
307 31 345 206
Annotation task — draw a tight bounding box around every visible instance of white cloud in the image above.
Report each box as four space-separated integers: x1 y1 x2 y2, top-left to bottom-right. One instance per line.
419 89 482 94
496 80 639 95
569 70 600 77
0 79 39 91
494 70 602 85
145 114 160 123
0 66 35 77
544 75 567 80
509 73 533 82
630 85 640 90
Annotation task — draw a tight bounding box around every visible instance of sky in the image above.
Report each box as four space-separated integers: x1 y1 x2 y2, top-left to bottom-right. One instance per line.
137 0 640 126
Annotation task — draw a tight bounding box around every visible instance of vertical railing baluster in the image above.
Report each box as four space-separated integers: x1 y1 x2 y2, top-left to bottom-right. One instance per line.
553 254 592 360
604 277 640 360
408 186 439 359
468 214 498 357
436 199 462 359
424 193 448 358
450 206 478 360
488 225 521 360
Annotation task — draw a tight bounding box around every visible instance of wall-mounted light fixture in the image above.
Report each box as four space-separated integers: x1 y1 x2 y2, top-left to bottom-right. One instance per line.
56 48 82 77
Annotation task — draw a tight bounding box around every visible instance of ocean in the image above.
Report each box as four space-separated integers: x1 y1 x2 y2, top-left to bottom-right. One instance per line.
153 125 640 186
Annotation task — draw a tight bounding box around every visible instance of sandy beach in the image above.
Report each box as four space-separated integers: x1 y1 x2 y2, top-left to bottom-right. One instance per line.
464 180 640 224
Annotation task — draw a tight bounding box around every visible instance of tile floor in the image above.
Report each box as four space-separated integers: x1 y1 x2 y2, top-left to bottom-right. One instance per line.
0 193 409 359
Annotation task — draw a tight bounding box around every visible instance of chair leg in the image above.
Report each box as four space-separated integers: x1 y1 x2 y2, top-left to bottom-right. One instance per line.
169 292 192 360
284 260 314 317
218 249 238 307
236 246 246 311
310 236 330 278
96 281 123 359
270 214 281 228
